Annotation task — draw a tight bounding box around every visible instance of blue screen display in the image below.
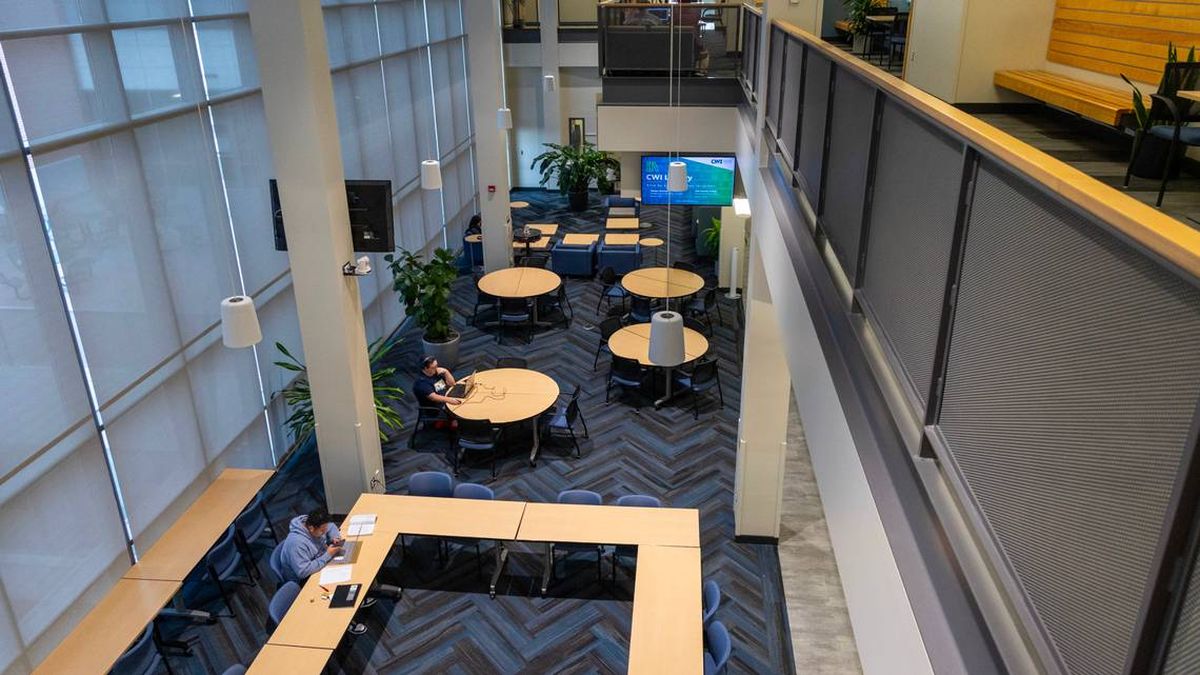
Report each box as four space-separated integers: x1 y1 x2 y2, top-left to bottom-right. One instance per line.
640 155 736 206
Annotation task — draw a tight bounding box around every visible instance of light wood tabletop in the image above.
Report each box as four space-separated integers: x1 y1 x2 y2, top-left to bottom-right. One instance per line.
606 216 641 230
247 645 333 675
1178 90 1200 103
512 238 551 250
348 493 527 540
621 267 705 299
464 233 482 243
639 237 665 247
609 323 709 366
125 468 272 582
517 502 701 547
509 200 530 209
561 233 600 246
448 368 560 425
477 267 561 299
525 223 559 235
604 233 641 246
268 525 396 650
33 579 179 674
628 546 704 674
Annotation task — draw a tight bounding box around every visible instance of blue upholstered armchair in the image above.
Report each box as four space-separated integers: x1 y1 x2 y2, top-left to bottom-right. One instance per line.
597 243 641 275
605 196 640 219
551 241 596 277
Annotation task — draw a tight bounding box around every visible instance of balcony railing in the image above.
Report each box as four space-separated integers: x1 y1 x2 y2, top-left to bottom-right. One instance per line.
597 2 744 79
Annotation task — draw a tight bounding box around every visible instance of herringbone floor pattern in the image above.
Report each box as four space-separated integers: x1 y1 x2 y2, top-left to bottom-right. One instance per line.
160 191 793 674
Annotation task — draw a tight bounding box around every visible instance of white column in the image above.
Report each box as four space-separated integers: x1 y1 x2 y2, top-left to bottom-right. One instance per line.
539 0 563 152
464 0 514 272
733 236 791 538
248 0 384 513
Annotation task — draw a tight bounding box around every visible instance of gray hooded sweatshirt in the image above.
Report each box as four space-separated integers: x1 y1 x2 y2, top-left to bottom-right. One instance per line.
279 515 342 583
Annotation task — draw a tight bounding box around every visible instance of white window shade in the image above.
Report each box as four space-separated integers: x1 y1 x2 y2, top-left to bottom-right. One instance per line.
194 18 259 95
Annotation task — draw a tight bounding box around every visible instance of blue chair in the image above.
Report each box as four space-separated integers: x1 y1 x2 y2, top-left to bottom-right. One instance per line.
628 295 653 324
685 288 723 334
266 581 301 632
704 620 732 674
497 297 532 344
449 483 496 577
541 385 588 458
595 265 629 316
607 355 648 404
111 625 165 675
702 579 721 626
233 492 277 575
538 283 573 329
675 357 724 419
605 195 640 219
545 490 604 593
404 471 455 562
203 525 258 617
597 243 641 275
452 417 502 478
222 666 247 675
594 316 624 371
268 543 287 584
611 495 661 581
551 241 596 276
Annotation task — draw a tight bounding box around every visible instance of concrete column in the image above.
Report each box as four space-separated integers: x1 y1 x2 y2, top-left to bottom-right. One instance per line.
464 0 514 272
733 235 791 538
248 0 383 513
539 0 563 152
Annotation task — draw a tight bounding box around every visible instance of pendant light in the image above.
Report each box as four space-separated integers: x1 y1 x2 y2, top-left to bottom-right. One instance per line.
497 107 513 130
420 159 442 190
220 295 262 348
668 161 688 192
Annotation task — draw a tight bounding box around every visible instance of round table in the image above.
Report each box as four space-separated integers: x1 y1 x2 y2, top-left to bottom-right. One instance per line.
513 226 545 257
447 368 560 463
464 233 482 243
608 323 708 366
509 200 531 209
621 266 705 299
639 237 664 265
478 267 560 299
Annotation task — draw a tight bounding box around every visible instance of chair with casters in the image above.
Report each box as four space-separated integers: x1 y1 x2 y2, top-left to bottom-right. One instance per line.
703 579 721 626
686 288 723 334
203 525 258 617
675 357 724 419
607 355 648 404
497 297 533 344
232 492 278 573
544 489 605 592
403 471 455 563
453 417 502 478
266 581 301 632
704 620 732 674
595 265 629 316
448 482 496 577
1124 63 1200 207
541 385 588 458
496 356 528 369
594 316 624 371
111 625 170 675
611 495 662 581
628 295 653 324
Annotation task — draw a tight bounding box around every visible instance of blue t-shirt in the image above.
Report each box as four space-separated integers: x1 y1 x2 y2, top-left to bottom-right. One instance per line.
413 372 446 405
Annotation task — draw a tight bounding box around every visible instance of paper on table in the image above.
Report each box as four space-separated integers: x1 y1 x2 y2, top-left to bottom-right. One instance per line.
319 564 352 585
347 522 375 536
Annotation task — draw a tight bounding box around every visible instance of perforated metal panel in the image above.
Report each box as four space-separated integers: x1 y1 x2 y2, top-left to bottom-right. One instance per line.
937 160 1200 675
859 101 963 407
1165 552 1200 674
777 38 803 164
797 50 830 206
819 70 875 279
767 26 785 131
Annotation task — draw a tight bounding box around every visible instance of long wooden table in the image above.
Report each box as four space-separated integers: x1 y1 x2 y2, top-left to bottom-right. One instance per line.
246 645 332 674
628 546 704 674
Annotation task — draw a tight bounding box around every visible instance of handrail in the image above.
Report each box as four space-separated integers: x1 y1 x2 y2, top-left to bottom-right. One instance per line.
775 18 1200 280
743 2 762 16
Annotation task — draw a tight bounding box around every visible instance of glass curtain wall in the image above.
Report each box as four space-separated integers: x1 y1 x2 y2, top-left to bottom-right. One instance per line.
0 0 474 671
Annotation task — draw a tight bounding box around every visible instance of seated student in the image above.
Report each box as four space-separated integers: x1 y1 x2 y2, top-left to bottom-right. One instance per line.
413 355 463 407
279 507 344 583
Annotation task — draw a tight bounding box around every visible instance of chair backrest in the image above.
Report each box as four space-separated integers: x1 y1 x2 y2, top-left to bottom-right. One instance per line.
612 355 644 379
598 265 617 285
409 471 454 497
684 317 707 334
453 482 495 500
221 666 248 675
233 493 267 542
702 579 721 624
268 581 301 629
691 358 719 386
616 494 661 508
205 525 242 578
630 295 652 316
111 625 158 675
565 397 581 425
457 417 497 442
500 297 529 313
599 316 623 340
672 261 695 273
521 254 549 268
703 288 717 309
497 357 528 369
557 489 602 505
268 544 287 583
706 621 732 671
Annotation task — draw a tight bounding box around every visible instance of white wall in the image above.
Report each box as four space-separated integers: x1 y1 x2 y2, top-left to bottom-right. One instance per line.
905 0 967 102
560 67 601 146
598 105 739 197
953 0 1055 102
506 67 545 188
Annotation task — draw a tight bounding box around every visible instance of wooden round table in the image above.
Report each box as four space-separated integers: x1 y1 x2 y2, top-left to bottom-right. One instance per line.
608 323 708 366
477 267 561 299
639 237 664 265
447 368 560 464
509 200 531 209
621 266 705 299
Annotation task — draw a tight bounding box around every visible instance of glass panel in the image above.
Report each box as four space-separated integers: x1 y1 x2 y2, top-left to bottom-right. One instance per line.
103 0 188 23
194 18 260 95
191 0 247 16
0 1 106 31
112 24 203 114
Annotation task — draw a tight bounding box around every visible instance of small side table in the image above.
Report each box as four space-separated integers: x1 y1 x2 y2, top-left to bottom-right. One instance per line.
639 237 665 265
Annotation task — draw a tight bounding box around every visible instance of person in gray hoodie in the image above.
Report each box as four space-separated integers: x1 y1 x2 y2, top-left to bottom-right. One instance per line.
279 507 343 583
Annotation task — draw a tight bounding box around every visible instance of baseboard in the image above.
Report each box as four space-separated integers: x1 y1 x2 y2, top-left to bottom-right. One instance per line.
735 534 779 545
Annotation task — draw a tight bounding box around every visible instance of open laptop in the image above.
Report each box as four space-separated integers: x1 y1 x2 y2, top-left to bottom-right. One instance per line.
332 540 360 564
446 370 477 399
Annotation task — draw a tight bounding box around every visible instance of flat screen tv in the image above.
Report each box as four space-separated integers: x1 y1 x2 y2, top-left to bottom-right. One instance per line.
640 155 736 206
270 179 394 253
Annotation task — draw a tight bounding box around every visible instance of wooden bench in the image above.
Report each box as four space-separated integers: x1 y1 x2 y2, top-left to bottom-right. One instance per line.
834 19 852 34
994 70 1140 127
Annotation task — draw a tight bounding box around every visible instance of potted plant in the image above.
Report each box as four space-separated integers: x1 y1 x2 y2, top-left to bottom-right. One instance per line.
531 141 620 212
502 0 525 29
1122 43 1199 180
274 338 406 444
842 0 875 54
385 247 461 367
699 216 721 258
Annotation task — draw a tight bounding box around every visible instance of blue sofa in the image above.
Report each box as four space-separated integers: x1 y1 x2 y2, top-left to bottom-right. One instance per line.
605 196 640 219
551 241 596 277
597 243 641 275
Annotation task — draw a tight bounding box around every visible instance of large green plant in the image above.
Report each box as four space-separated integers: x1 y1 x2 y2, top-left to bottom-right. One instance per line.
384 248 459 342
702 217 721 252
274 338 405 444
1122 42 1199 131
531 141 620 194
842 0 875 35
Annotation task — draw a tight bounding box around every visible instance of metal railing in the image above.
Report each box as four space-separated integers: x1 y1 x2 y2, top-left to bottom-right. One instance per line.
597 2 744 78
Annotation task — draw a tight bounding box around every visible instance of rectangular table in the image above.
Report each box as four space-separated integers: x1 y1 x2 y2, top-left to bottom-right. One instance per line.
125 468 273 582
628 546 704 674
605 217 640 230
604 233 641 246
246 645 332 675
512 238 551 250
525 223 559 235
561 233 600 246
348 493 526 540
33 579 180 674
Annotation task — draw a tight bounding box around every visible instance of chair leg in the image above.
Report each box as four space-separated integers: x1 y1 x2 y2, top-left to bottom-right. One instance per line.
569 427 580 458
578 410 590 438
212 569 235 618
593 344 602 371
1157 137 1178 207
475 542 483 579
1125 131 1145 188
596 548 603 583
693 388 700 420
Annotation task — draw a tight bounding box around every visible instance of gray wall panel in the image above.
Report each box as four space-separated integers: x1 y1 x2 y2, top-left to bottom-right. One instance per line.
767 25 785 132
797 50 830 206
938 160 1200 675
860 101 963 407
778 37 803 165
1165 548 1200 674
819 69 874 279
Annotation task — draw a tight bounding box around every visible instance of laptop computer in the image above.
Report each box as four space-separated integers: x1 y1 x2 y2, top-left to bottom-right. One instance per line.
332 540 360 564
446 371 476 399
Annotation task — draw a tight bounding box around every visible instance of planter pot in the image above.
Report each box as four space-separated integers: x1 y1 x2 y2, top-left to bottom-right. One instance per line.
852 34 868 55
567 188 589 212
421 331 460 369
1130 131 1183 180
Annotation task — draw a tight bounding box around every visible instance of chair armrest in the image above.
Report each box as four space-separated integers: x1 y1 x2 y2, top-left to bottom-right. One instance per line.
1151 94 1183 126
157 608 217 625
368 583 403 600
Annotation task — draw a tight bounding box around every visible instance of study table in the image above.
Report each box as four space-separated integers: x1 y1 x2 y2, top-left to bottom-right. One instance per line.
447 368 561 464
604 232 641 246
561 233 600 246
621 266 705 300
628 546 704 674
606 216 641 230
246 645 332 674
608 322 709 408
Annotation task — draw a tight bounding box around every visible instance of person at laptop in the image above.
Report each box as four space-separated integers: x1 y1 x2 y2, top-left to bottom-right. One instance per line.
414 355 464 406
279 507 344 583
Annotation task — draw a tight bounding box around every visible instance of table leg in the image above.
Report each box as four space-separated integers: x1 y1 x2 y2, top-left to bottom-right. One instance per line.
541 542 553 596
489 541 508 599
654 367 676 408
529 420 541 465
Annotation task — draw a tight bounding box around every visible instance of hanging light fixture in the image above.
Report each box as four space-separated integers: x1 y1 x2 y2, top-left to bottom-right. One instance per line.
668 161 688 192
497 107 513 130
648 310 685 367
543 74 556 92
220 295 262 348
420 159 442 190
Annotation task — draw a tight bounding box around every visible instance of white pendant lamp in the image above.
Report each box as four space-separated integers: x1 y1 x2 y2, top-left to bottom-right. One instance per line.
420 159 442 190
497 107 513 130
648 311 685 367
543 74 556 92
667 161 688 192
220 295 262 348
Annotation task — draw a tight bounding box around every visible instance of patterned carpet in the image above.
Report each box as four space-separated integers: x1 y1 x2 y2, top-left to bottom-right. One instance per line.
156 190 794 674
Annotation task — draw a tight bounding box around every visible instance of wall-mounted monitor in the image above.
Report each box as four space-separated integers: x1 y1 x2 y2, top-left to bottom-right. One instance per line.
270 179 394 253
640 155 736 206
